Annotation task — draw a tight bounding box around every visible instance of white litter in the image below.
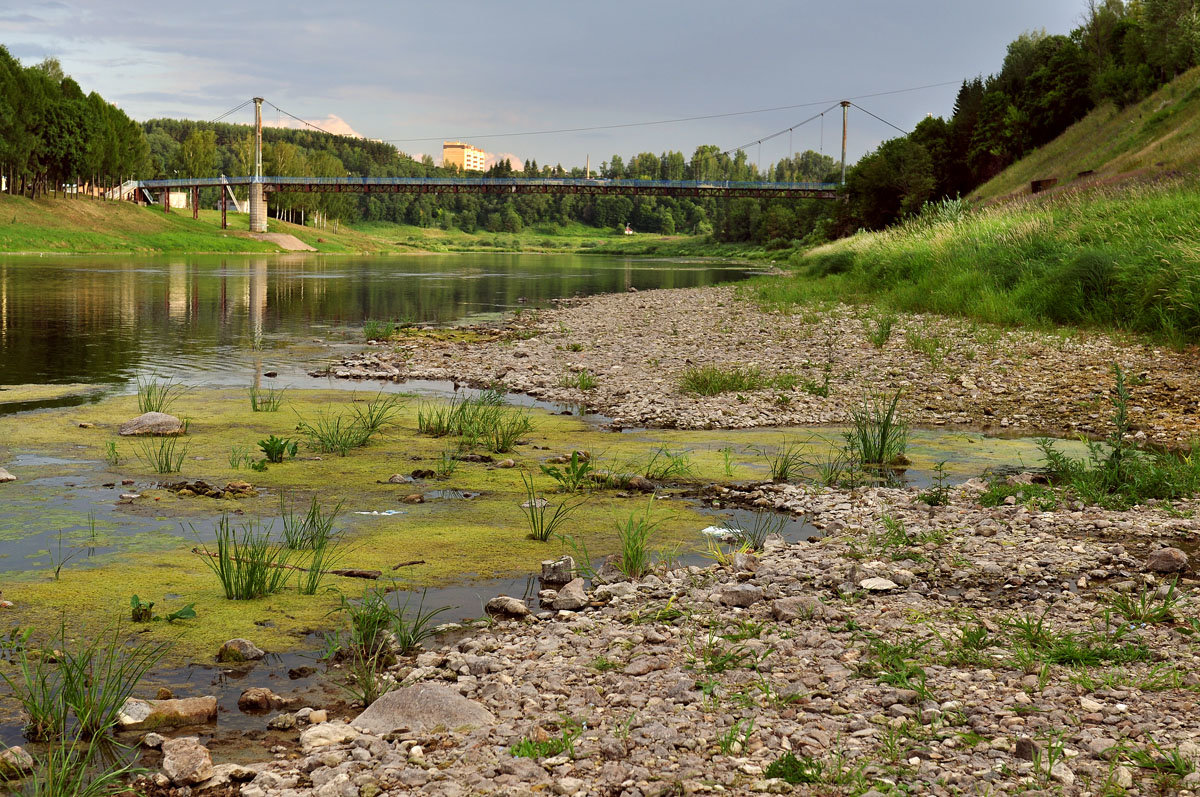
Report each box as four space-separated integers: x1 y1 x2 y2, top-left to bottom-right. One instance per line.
354 510 404 516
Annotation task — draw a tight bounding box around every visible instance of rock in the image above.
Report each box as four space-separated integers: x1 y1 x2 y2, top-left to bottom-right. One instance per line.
386 473 412 484
352 684 495 734
238 687 287 712
1015 737 1038 761
118 412 184 436
732 551 759 573
1050 761 1075 786
155 687 173 700
218 638 265 662
594 582 636 603
860 577 899 591
299 721 359 753
551 578 588 611
626 475 656 492
118 696 218 731
719 583 763 607
196 763 259 789
141 732 166 749
267 712 297 730
0 746 33 779
541 556 575 585
485 595 530 619
308 709 328 724
772 596 835 622
497 458 516 468
401 493 424 504
1145 547 1189 573
0 468 14 484
161 737 213 785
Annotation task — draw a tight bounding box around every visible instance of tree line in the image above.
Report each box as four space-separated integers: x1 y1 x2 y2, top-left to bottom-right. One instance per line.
0 47 149 197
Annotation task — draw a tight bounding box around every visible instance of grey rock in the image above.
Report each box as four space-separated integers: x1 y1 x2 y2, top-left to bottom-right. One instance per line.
1145 547 1189 573
551 578 588 611
719 583 763 607
218 638 265 662
0 468 15 484
299 721 359 753
541 556 575 585
118 696 218 731
118 412 184 436
0 746 33 779
352 683 495 734
161 737 213 785
859 577 899 591
485 595 530 619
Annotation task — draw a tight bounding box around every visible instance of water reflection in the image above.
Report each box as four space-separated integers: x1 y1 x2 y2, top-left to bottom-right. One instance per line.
0 253 753 386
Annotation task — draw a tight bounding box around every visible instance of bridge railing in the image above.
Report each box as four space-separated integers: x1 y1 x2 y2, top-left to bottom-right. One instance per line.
135 175 840 192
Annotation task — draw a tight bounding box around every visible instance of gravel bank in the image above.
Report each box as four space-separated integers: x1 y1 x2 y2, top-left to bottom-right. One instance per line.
320 286 1199 444
147 478 1200 796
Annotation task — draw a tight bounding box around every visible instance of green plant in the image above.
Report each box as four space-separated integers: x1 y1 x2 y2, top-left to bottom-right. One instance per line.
228 444 253 469
591 655 620 672
843 390 908 466
280 493 344 550
1101 579 1180 624
686 628 771 674
979 477 1058 510
134 436 188 473
195 516 293 600
905 329 945 368
718 446 736 477
717 717 754 755
560 369 597 390
19 733 146 797
510 721 583 759
868 313 896 348
765 752 823 784
679 365 799 396
258 434 298 464
520 472 584 542
363 318 412 340
434 449 459 479
130 595 154 622
732 509 785 551
102 441 119 466
541 451 594 492
615 499 662 579
918 460 952 506
295 410 365 456
349 392 405 440
759 439 807 482
642 446 694 481
248 385 286 412
57 623 169 737
0 647 66 740
1119 736 1198 778
135 374 188 414
50 531 76 581
859 636 933 700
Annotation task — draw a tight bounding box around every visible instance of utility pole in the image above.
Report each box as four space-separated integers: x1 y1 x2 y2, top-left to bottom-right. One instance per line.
249 97 267 232
840 101 850 185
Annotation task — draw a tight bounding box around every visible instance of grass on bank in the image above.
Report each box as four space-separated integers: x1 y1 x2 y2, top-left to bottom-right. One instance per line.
754 180 1200 345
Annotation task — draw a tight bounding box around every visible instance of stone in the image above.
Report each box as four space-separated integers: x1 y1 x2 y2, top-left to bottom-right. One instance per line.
594 582 636 603
238 687 287 712
299 721 359 753
161 737 213 785
218 638 265 662
196 763 259 789
267 712 297 730
118 411 184 436
719 583 763 607
551 578 588 611
308 709 328 724
626 475 656 492
1145 547 1189 573
351 684 495 735
541 555 575 585
860 577 899 591
732 551 760 573
497 458 516 468
485 595 530 619
1014 737 1038 761
0 468 14 484
1050 761 1075 786
141 732 166 749
402 493 424 504
0 746 33 779
772 596 831 622
118 696 218 731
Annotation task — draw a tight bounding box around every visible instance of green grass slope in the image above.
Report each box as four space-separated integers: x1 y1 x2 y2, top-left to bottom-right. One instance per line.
972 66 1200 202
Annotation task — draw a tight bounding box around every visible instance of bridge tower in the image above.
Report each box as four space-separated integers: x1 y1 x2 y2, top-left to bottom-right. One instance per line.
840 101 850 185
249 97 267 233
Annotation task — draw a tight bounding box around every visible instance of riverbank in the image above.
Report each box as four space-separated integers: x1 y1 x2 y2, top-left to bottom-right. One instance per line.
325 285 1200 445
135 475 1200 796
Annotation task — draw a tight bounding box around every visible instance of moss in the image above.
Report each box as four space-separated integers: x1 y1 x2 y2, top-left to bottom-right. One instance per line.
0 383 104 404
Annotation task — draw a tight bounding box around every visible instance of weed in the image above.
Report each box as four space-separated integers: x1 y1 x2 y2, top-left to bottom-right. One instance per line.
102 441 119 466
348 392 404 440
195 516 293 600
591 656 620 672
248 385 286 412
718 446 736 477
868 313 896 348
918 460 952 506
979 477 1058 510
731 509 785 551
541 451 593 492
135 374 188 414
258 434 298 463
759 439 807 482
844 390 908 466
686 628 771 674
50 531 76 581
625 596 686 625
1102 579 1180 624
57 623 169 737
565 342 584 352
228 444 253 469
859 636 933 701
363 318 413 340
134 436 188 473
434 449 459 479
560 369 597 391
279 493 344 550
765 752 823 784
615 499 662 579
679 365 798 396
905 330 945 369
510 721 582 759
642 446 694 481
1119 736 1197 779
717 718 754 754
520 472 584 542
19 733 145 796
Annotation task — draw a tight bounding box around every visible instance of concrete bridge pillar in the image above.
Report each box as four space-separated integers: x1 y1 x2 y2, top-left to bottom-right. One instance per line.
249 183 266 232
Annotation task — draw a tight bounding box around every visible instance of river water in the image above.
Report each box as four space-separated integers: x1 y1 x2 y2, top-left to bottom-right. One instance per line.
0 253 757 387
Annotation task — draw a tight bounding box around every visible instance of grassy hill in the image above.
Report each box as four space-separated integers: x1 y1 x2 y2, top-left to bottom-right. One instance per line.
971 66 1200 202
752 68 1200 346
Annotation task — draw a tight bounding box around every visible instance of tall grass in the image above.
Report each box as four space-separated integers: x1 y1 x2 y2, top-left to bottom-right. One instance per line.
520 472 584 541
294 393 402 456
843 390 908 466
134 436 188 473
248 385 286 412
679 365 798 396
280 493 344 550
417 391 533 453
20 735 144 797
135 374 188 414
616 500 662 579
754 178 1200 345
196 516 293 600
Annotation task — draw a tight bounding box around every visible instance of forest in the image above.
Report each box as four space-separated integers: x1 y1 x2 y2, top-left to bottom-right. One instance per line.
3 1 1200 242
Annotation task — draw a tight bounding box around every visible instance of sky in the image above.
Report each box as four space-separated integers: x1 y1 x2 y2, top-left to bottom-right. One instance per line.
1 0 1085 171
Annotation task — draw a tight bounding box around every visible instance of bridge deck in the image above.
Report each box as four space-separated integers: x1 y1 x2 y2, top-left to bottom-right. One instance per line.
136 176 839 200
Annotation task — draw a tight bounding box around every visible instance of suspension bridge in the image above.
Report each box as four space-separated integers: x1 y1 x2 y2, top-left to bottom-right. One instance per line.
127 96 892 231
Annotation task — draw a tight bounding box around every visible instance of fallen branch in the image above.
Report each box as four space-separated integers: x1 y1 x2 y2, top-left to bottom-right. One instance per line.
392 559 426 570
190 548 381 580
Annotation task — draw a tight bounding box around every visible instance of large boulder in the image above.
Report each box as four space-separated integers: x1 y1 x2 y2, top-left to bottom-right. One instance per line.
299 720 359 753
718 583 763 608
118 696 218 731
484 595 530 619
218 638 265 662
540 556 575 585
0 747 33 779
352 684 495 735
551 578 588 611
161 737 213 785
1146 547 1189 574
118 412 185 436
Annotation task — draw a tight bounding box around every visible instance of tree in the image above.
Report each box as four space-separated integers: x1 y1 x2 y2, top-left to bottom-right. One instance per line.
180 129 217 178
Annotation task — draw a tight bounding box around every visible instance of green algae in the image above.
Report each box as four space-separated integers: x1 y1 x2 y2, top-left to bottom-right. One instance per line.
0 383 104 405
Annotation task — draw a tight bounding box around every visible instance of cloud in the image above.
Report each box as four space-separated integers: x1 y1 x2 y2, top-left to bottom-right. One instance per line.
263 114 362 138
485 151 523 170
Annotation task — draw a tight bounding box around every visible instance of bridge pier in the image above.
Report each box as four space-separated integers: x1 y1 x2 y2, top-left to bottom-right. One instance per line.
221 189 227 229
249 183 266 233
192 187 199 220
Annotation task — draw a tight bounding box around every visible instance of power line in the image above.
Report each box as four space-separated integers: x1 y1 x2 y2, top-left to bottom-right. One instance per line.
850 102 910 136
262 100 348 138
